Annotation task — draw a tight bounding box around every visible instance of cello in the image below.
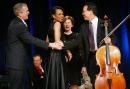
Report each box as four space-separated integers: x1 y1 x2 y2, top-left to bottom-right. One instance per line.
95 15 126 89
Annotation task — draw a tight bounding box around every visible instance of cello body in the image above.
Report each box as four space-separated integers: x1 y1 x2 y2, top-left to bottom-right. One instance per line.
95 45 126 89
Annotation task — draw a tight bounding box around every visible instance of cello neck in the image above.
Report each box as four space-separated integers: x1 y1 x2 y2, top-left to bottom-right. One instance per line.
104 15 110 65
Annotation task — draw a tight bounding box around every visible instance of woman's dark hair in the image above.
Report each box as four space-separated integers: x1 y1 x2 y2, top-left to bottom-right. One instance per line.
84 2 98 15
50 6 64 15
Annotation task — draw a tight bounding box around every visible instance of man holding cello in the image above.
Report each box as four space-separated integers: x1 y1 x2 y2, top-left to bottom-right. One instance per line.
79 2 116 89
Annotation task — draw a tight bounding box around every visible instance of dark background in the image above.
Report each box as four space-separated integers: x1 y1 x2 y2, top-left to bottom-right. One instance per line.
0 0 130 88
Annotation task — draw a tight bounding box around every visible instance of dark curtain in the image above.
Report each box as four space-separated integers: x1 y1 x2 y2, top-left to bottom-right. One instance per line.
1 0 130 88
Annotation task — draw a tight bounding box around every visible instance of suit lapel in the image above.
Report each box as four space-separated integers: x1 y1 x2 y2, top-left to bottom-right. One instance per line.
83 22 89 45
84 21 89 37
16 17 29 31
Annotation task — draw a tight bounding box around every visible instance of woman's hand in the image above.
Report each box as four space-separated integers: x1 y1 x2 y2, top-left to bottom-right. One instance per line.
65 50 73 62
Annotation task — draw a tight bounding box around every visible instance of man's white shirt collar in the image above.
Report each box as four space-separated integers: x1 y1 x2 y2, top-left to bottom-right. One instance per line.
21 19 28 27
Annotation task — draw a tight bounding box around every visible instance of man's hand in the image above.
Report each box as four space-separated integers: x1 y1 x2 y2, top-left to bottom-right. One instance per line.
56 41 64 47
104 36 111 44
49 42 63 50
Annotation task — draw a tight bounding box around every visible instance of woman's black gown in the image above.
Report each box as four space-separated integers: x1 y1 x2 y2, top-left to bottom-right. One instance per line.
45 23 66 89
63 32 81 86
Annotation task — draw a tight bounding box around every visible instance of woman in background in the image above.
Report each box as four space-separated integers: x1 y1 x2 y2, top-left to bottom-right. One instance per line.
63 16 81 87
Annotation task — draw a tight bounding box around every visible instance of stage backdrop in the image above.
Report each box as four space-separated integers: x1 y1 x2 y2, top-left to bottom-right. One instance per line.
1 0 130 88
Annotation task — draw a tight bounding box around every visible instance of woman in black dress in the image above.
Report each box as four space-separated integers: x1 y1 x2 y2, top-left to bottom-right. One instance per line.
45 6 66 89
63 16 81 86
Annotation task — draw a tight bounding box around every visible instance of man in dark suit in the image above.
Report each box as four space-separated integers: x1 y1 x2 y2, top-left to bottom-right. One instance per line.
6 3 62 89
79 2 116 88
28 54 46 89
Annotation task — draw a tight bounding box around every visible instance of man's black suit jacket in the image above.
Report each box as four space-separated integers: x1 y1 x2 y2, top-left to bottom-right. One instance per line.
28 65 46 89
6 17 48 70
79 18 116 66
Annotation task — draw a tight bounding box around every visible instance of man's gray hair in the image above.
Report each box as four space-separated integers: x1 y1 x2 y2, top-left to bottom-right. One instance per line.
13 3 27 16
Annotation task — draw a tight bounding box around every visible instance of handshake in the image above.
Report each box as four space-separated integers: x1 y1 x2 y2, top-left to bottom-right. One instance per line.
48 41 64 50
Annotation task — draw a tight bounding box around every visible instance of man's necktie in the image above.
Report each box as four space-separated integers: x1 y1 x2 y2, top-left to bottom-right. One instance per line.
88 22 95 51
36 67 43 76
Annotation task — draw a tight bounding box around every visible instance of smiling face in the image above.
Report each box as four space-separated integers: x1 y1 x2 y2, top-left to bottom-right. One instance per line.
63 19 73 32
82 5 92 21
53 9 64 22
33 56 42 68
82 3 97 21
14 3 29 20
18 5 29 20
